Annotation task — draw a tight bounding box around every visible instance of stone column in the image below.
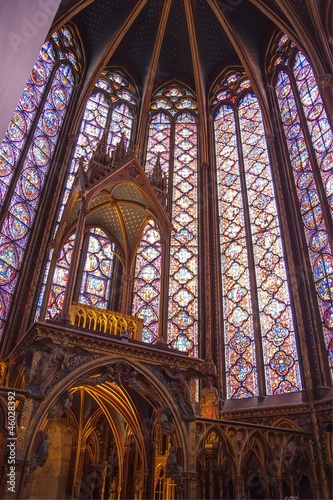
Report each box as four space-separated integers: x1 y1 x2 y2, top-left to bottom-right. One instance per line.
157 237 170 343
12 459 30 500
232 474 245 500
204 441 218 499
200 162 214 367
71 445 87 499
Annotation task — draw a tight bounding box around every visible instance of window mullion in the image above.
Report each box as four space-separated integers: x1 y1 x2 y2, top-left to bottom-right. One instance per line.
73 230 90 302
234 105 266 397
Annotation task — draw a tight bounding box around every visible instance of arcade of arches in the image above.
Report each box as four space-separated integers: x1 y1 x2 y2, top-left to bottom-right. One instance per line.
0 1 332 499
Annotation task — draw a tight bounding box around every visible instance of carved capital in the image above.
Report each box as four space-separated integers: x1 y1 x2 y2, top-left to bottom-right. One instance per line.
318 74 333 90
201 357 217 376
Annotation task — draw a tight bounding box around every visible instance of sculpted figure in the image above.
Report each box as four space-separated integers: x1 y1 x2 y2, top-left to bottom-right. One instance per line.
26 338 90 397
163 366 195 419
156 407 176 435
48 392 73 419
28 341 74 396
166 446 183 484
31 430 49 471
126 370 159 402
200 377 219 418
84 365 121 386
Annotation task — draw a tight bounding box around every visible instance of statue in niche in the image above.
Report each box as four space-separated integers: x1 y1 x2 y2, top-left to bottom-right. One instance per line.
200 377 220 418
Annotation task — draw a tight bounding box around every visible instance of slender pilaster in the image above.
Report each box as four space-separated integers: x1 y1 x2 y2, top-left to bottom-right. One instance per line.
61 202 88 321
309 403 330 499
232 475 245 500
71 389 86 499
121 273 134 316
158 237 170 343
200 163 216 373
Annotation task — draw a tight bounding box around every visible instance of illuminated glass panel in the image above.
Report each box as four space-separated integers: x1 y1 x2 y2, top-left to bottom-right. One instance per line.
0 26 81 334
78 228 115 308
55 92 109 230
293 52 333 212
133 86 198 350
168 112 198 356
54 71 137 235
215 105 258 399
0 63 75 334
213 72 302 398
275 68 333 375
239 94 301 395
132 220 162 343
131 113 170 343
145 113 171 177
108 103 133 150
46 233 75 319
0 42 55 207
38 92 109 317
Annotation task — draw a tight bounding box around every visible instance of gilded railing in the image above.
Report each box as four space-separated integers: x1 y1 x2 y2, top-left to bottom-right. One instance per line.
69 302 143 340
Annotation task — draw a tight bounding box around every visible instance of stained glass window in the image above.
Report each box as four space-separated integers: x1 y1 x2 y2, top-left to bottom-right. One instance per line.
271 33 333 378
78 228 115 309
132 220 162 343
145 113 171 178
169 112 198 356
46 233 75 319
132 112 170 343
213 72 302 398
37 69 137 319
0 26 81 335
133 85 199 356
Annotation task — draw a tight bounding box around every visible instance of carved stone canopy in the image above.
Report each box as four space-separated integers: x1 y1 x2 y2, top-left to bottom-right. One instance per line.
56 153 172 271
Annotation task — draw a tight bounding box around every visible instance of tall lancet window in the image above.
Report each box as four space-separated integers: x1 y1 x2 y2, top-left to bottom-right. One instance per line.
37 69 138 320
269 33 333 379
0 26 82 335
132 220 162 343
133 85 199 356
212 71 302 398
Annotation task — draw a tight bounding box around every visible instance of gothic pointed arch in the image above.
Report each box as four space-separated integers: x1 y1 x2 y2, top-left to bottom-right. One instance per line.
267 32 333 380
211 68 302 398
0 24 83 336
133 82 199 354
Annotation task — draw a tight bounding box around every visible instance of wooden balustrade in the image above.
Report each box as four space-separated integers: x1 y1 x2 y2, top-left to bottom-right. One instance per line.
69 302 143 340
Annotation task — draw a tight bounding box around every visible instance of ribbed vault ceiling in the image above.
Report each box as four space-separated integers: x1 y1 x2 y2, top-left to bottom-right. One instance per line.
52 0 322 98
